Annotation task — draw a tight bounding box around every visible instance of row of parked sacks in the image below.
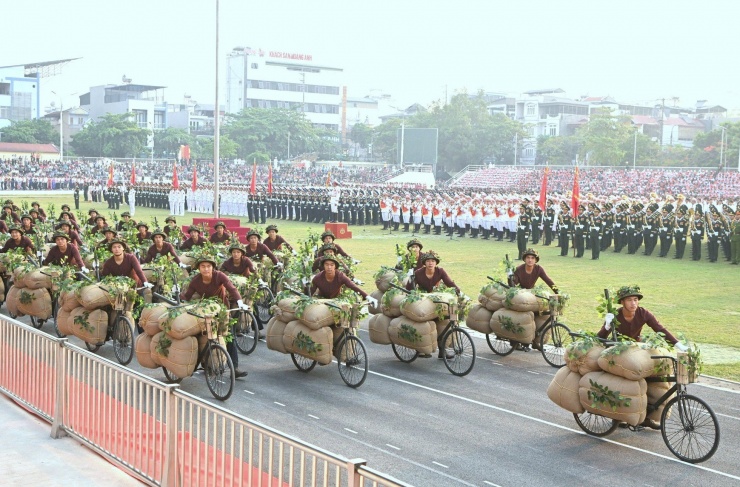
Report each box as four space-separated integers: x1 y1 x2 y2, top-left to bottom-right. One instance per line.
55 283 123 345
5 265 71 320
134 300 226 378
547 339 674 426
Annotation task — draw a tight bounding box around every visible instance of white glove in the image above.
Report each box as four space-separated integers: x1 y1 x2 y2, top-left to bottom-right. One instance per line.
301 277 309 285
352 259 360 265
397 255 403 264
367 296 378 307
312 245 318 251
80 266 89 274
291 249 298 256
237 299 248 311
407 269 414 277
507 268 514 277
675 342 689 352
92 261 99 269
258 279 268 287
604 313 615 330
143 282 154 289
276 262 284 269
172 284 180 294
179 262 188 268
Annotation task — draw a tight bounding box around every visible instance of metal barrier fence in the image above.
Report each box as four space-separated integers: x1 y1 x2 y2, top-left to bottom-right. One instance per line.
0 316 411 487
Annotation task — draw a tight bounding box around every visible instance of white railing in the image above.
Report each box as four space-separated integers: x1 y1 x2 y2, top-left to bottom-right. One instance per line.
0 316 411 487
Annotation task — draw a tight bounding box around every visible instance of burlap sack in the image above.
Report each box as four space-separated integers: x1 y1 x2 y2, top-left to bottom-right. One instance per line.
507 289 548 313
17 288 53 319
23 268 52 290
478 285 506 312
388 317 437 354
135 334 158 369
266 316 288 353
56 308 73 336
140 303 171 336
142 267 157 283
179 254 197 267
646 380 674 422
0 277 5 301
78 284 114 311
60 290 81 312
598 345 672 381
579 371 648 427
201 336 229 370
368 314 392 345
490 309 536 344
465 303 494 334
71 308 108 345
375 269 399 293
535 314 550 334
150 332 165 366
565 341 606 375
299 301 335 330
12 266 30 285
275 296 299 322
381 290 404 318
368 290 383 315
167 312 203 340
5 286 24 316
283 320 333 365
547 367 585 414
400 295 437 322
161 336 199 378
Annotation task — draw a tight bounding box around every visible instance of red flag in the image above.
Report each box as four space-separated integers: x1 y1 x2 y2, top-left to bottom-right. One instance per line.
191 162 197 192
538 167 549 211
172 161 180 189
130 163 136 185
571 166 581 218
325 169 332 187
249 161 257 195
107 163 114 188
267 164 273 194
182 144 190 161
47 177 51 190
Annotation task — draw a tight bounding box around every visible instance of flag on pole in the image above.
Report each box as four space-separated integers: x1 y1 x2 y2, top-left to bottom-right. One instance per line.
172 161 180 189
191 162 198 192
130 162 136 185
571 166 581 218
182 144 190 161
325 169 332 187
249 160 257 195
107 162 114 188
267 164 273 194
538 166 550 211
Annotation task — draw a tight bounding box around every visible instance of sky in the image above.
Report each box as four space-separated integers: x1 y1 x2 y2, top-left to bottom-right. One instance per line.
5 0 740 113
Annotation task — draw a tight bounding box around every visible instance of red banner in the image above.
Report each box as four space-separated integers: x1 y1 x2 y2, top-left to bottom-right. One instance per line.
249 162 257 195
325 169 332 187
130 163 136 186
172 161 180 189
191 162 197 192
107 163 114 188
571 167 581 218
267 164 273 194
538 167 549 211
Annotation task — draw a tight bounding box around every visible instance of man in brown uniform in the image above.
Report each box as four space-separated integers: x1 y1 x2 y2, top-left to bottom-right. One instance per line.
510 248 558 292
1 226 35 254
143 229 182 265
42 232 86 270
263 225 294 253
180 226 206 251
209 222 231 245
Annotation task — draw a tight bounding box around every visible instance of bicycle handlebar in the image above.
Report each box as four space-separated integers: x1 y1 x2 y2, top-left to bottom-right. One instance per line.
388 282 411 294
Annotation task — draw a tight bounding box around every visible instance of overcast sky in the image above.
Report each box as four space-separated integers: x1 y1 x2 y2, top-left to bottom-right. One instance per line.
6 0 740 113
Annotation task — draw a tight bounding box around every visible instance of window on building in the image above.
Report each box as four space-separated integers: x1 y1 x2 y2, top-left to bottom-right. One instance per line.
549 125 557 136
526 104 535 116
524 148 534 157
132 110 147 128
0 83 9 95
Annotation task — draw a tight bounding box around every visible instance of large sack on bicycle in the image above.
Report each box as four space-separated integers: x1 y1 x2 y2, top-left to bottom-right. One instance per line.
506 289 548 313
597 344 672 381
478 284 506 312
266 316 288 353
283 320 333 365
565 341 606 375
298 300 335 330
465 303 493 334
579 371 648 427
388 317 437 355
142 267 157 283
374 269 399 293
17 288 53 319
0 277 5 302
5 285 24 317
368 290 383 315
161 336 199 378
23 268 52 290
179 254 197 267
547 367 585 414
167 312 202 340
646 380 674 423
59 290 80 312
12 266 31 285
381 289 404 318
534 314 551 334
78 284 114 311
139 303 171 336
368 314 392 345
135 334 158 369
150 332 165 366
490 309 536 344
70 308 108 345
55 308 73 336
401 292 456 322
274 296 299 322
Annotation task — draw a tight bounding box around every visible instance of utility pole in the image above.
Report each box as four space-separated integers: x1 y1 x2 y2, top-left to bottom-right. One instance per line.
659 98 665 149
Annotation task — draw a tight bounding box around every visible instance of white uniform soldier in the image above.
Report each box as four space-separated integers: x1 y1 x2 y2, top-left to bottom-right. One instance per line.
391 197 401 231
128 187 136 216
412 197 423 233
432 199 443 235
168 188 176 215
470 200 482 238
422 198 432 234
380 194 392 230
186 187 195 213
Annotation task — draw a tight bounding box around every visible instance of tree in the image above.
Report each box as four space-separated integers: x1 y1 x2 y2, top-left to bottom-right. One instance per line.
194 135 238 160
693 122 740 168
576 109 634 166
153 128 195 159
70 113 149 157
370 119 404 164
222 108 319 160
536 135 581 165
0 119 58 144
350 123 373 149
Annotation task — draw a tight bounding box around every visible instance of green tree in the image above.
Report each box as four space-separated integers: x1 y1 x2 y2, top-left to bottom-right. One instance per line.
536 135 581 165
576 109 634 166
70 113 149 157
0 119 58 144
194 135 238 160
370 119 404 164
693 122 740 168
222 108 319 160
153 128 195 159
350 123 373 148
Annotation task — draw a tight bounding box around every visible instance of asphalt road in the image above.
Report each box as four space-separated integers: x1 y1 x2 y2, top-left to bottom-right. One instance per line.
14 315 740 487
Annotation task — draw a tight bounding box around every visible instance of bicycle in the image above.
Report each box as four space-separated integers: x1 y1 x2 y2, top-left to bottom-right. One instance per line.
387 283 476 377
483 277 572 368
232 280 270 355
251 261 276 328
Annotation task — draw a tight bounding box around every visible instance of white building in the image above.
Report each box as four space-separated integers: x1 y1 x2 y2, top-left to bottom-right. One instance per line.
42 106 90 145
226 47 343 131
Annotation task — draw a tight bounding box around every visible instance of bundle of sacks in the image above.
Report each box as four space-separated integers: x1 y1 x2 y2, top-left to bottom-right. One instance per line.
466 282 551 345
135 298 226 378
366 267 457 355
547 338 674 426
6 265 69 321
267 294 352 365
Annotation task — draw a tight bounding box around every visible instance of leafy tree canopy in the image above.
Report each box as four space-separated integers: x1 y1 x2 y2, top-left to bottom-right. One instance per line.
0 118 58 144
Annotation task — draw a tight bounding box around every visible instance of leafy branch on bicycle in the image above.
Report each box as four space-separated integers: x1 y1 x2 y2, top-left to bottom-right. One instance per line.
499 315 524 335
294 331 322 355
398 323 423 344
587 379 632 411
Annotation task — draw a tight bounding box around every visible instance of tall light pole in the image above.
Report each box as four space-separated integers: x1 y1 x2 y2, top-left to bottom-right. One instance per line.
213 0 221 218
633 128 637 169
719 126 726 170
51 91 63 161
287 130 290 161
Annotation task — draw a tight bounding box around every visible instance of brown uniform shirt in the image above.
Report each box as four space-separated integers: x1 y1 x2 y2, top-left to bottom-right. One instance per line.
244 242 278 265
597 306 678 345
143 242 180 264
220 257 255 277
311 271 367 299
42 244 84 269
512 264 556 290
209 232 230 244
101 253 147 285
264 235 291 252
181 271 241 304
1 236 35 253
409 267 460 294
180 236 205 251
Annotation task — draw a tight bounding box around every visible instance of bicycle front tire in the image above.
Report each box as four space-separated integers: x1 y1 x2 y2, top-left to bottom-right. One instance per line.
539 322 573 368
235 311 258 355
113 315 135 365
204 343 235 401
661 394 720 463
337 335 368 388
442 328 476 377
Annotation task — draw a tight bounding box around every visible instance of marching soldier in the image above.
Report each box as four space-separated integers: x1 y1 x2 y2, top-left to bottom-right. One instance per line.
574 205 588 258
690 204 704 261
643 203 660 256
516 203 531 258
674 205 689 259
558 202 573 257
590 207 603 260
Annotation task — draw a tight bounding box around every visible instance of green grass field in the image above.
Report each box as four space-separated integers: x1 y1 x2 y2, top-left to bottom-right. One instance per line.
11 193 740 380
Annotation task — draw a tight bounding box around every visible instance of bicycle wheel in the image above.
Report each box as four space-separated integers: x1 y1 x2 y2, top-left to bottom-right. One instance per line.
486 333 514 356
234 311 258 355
51 299 65 338
392 343 419 363
661 394 720 463
204 343 235 401
84 341 101 353
29 316 44 329
540 322 573 368
291 353 317 372
337 335 368 388
573 412 619 437
254 287 274 326
113 315 135 365
442 328 476 377
162 366 183 384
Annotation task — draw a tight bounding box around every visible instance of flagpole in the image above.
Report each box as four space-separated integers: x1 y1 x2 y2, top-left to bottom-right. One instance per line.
213 0 220 219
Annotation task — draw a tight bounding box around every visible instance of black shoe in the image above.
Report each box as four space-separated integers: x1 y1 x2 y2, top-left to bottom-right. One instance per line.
234 369 248 378
419 353 432 358
438 351 455 360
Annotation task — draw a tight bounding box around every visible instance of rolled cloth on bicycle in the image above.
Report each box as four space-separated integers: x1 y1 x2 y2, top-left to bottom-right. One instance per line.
597 344 673 381
388 317 437 355
17 288 53 320
265 316 288 353
646 380 674 423
22 267 53 290
70 308 108 345
547 367 585 414
400 292 456 322
78 284 114 311
478 283 505 312
5 286 24 316
565 341 606 375
298 300 336 330
274 296 299 322
505 289 549 314
367 290 383 315
139 303 171 336
59 290 80 312
368 314 392 345
161 336 199 378
283 320 333 365
465 304 494 334
490 309 536 344
374 269 400 293
381 289 404 318
135 334 158 369
579 371 648 427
